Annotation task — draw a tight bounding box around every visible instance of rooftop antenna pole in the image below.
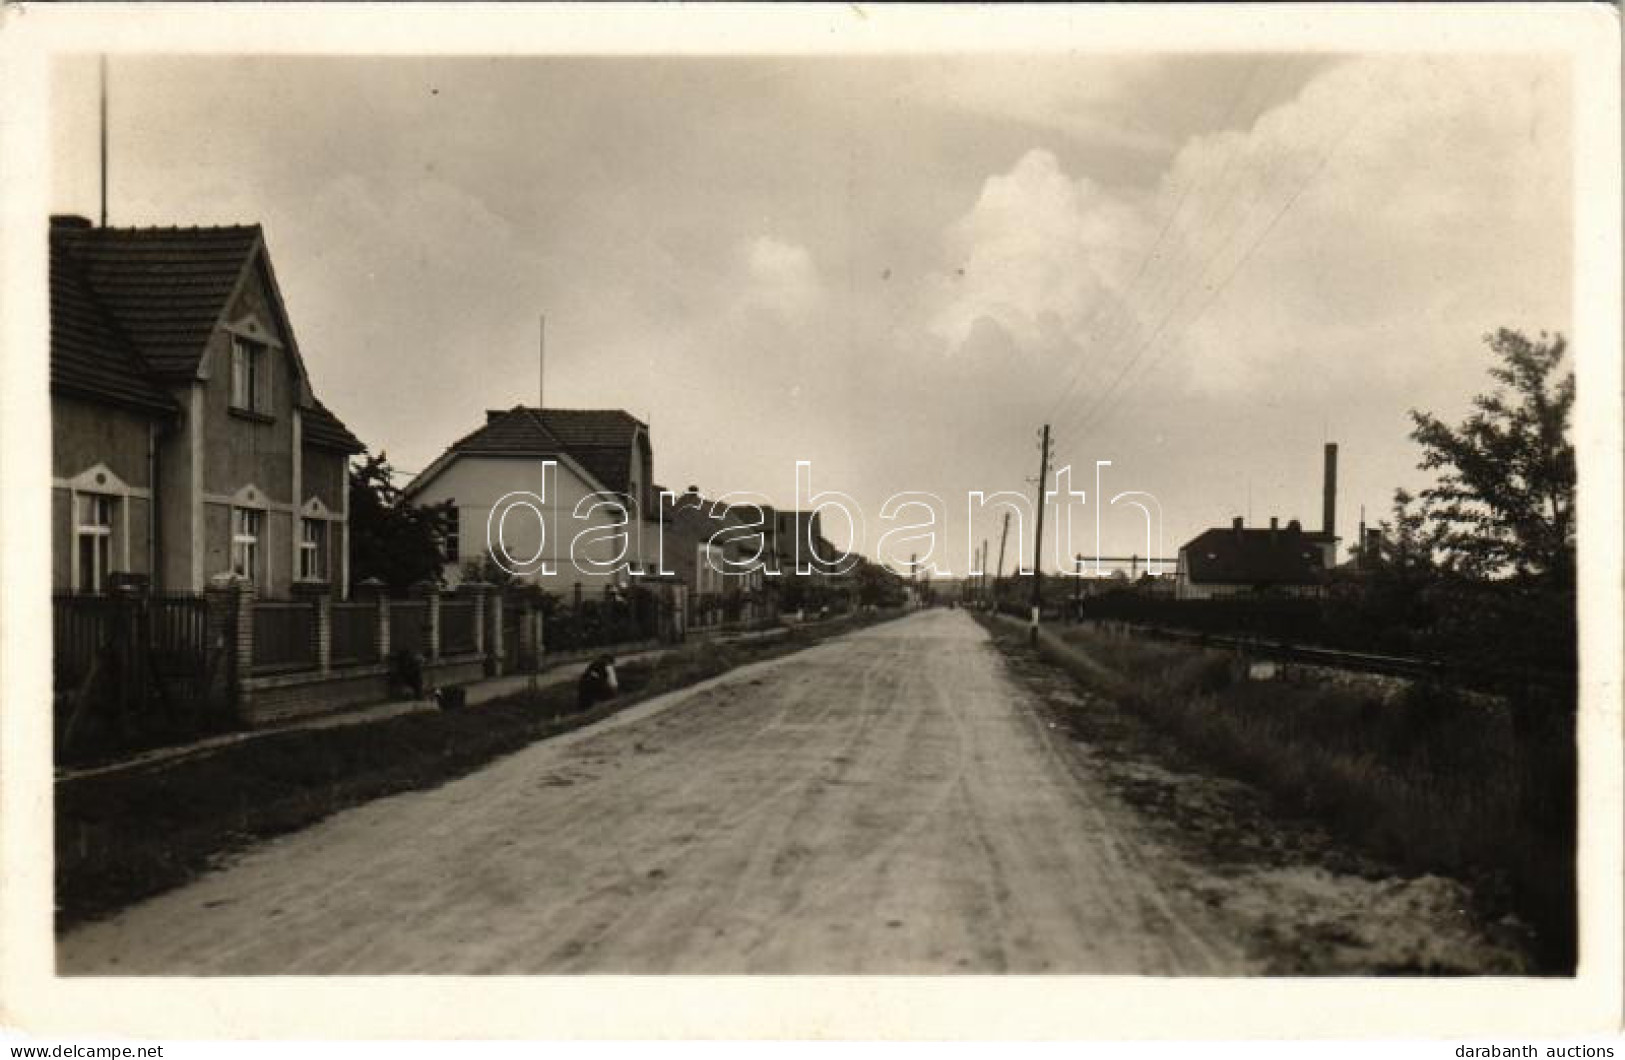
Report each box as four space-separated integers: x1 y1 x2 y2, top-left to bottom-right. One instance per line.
538 313 546 409
98 54 108 228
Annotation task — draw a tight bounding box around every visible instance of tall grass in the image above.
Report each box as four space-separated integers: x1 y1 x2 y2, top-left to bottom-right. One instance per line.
1032 624 1576 972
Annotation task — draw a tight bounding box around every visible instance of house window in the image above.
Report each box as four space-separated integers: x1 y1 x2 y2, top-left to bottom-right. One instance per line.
74 493 117 595
442 509 461 564
232 507 262 582
697 544 725 595
231 336 268 413
299 517 328 582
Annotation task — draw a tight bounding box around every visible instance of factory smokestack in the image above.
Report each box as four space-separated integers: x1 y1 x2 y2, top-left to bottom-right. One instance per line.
1322 443 1338 538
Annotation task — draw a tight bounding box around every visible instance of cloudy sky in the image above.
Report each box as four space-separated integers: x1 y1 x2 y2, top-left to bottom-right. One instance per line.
50 53 1570 574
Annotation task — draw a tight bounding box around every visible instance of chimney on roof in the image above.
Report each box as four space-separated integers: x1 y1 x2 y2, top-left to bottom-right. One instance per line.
1269 516 1279 543
1232 516 1244 540
51 215 93 230
1287 518 1302 532
1323 443 1338 538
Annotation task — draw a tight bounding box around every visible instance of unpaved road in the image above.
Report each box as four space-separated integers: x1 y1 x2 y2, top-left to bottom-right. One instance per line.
60 610 1267 973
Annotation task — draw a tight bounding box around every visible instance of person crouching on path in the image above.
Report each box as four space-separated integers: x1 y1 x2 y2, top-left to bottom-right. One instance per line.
578 654 618 712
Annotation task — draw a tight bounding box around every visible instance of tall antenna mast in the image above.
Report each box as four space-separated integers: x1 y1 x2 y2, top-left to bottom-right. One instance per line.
538 313 546 408
98 55 108 228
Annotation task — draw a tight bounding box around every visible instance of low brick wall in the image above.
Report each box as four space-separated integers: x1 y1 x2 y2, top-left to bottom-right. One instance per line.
427 654 486 690
240 653 492 728
242 665 391 727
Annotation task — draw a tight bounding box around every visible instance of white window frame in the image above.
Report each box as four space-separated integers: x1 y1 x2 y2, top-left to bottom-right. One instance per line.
74 493 117 595
696 543 725 595
232 506 263 583
231 335 268 413
442 508 461 564
299 517 328 582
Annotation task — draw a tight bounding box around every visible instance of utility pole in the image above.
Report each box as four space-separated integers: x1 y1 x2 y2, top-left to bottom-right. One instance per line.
994 511 1011 610
1073 553 1083 620
1029 423 1051 645
980 539 988 606
98 55 108 228
538 314 547 408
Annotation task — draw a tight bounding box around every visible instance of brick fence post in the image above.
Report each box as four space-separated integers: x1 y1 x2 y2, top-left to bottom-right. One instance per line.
207 574 255 718
487 589 505 676
462 581 489 658
295 582 332 675
412 580 441 663
205 574 249 716
356 577 389 662
314 591 332 675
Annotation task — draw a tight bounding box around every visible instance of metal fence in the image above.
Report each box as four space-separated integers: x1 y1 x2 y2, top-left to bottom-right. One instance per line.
252 601 315 672
330 601 378 665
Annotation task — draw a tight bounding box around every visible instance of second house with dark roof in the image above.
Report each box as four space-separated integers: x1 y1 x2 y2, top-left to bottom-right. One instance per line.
50 214 364 599
401 405 657 591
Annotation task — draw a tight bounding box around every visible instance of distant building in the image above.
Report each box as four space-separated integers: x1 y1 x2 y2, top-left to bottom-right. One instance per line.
401 406 655 591
1172 443 1343 600
1175 517 1329 599
49 215 364 599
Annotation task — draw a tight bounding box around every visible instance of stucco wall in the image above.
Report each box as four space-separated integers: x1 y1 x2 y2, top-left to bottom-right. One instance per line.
52 397 157 592
301 445 347 511
411 454 635 591
52 398 152 485
201 260 296 503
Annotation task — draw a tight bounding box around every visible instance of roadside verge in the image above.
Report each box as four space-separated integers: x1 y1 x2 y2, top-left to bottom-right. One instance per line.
974 610 1555 974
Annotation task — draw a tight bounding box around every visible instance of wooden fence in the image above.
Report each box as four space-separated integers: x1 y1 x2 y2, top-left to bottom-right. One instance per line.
330 602 378 665
252 601 316 673
53 591 224 758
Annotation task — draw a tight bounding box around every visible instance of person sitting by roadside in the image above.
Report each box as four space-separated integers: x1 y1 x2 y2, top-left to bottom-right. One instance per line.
578 654 619 712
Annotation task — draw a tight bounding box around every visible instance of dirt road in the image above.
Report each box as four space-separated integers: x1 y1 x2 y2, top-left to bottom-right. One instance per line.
61 609 1259 974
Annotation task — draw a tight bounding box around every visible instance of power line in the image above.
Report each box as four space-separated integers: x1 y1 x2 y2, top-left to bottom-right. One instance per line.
1069 103 1365 446
1056 75 1323 447
1041 59 1269 427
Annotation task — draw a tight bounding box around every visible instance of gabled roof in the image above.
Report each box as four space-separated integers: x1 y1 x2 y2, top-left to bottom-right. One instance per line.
49 228 177 416
451 406 568 455
1178 525 1326 586
529 408 646 497
50 215 364 453
52 220 261 379
439 406 647 496
303 397 365 454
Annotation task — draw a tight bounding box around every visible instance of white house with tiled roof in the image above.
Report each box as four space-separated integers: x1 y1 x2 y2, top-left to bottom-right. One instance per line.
49 215 364 599
401 406 659 592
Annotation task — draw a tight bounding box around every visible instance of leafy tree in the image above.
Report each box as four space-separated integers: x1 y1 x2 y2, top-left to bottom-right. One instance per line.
347 451 455 593
1375 488 1443 581
1408 329 1575 581
461 550 518 587
854 557 906 608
